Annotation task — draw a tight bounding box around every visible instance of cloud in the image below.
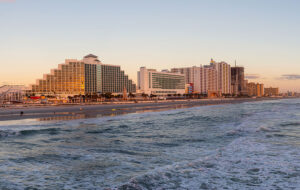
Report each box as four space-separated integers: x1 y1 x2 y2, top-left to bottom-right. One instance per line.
245 74 260 79
280 74 300 80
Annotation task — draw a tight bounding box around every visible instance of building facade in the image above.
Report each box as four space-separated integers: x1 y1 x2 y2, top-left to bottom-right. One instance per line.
209 59 231 94
247 82 264 97
193 66 218 94
264 87 279 96
185 83 193 94
231 67 247 96
170 67 195 84
101 64 136 94
171 59 230 95
84 63 101 94
258 83 264 96
137 67 185 95
170 66 218 95
30 54 136 96
31 60 86 95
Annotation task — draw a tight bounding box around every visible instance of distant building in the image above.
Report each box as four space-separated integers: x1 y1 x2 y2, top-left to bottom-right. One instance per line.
171 66 218 95
231 67 247 96
247 82 264 97
185 83 194 94
287 91 295 97
259 84 264 96
30 54 136 96
264 87 279 96
171 67 195 84
193 66 218 95
137 67 185 95
209 59 231 94
171 59 229 95
100 64 136 94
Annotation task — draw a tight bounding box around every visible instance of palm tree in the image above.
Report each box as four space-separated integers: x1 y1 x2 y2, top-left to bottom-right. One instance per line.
150 94 156 99
128 92 135 98
141 93 148 99
104 92 113 99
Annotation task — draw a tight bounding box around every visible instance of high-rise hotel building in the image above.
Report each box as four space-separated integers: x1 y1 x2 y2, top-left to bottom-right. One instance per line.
30 54 136 96
193 66 218 94
170 67 195 84
171 66 218 94
209 59 231 94
137 67 185 95
171 59 230 95
231 66 247 95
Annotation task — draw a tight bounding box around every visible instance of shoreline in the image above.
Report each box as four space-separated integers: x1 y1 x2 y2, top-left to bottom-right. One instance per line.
0 97 293 122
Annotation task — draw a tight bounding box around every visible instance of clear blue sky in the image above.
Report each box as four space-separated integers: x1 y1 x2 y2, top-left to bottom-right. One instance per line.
1 0 299 92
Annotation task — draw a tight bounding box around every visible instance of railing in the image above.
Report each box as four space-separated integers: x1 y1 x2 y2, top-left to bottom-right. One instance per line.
0 86 24 105
0 87 12 105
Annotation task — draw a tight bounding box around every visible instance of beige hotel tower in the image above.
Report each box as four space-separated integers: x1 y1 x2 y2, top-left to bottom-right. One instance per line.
30 54 136 96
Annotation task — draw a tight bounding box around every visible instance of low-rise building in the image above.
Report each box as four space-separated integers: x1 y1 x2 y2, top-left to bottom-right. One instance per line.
247 82 264 97
264 87 279 96
185 83 194 94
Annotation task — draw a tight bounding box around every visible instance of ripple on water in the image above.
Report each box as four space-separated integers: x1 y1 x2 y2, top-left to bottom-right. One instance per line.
115 137 300 189
0 99 300 189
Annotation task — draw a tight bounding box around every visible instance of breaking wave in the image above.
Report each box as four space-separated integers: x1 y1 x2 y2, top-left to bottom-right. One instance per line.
0 98 300 189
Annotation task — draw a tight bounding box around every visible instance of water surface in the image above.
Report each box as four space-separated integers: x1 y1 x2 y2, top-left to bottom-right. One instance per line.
0 99 300 189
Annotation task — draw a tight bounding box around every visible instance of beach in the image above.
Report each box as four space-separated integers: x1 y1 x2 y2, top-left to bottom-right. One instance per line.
0 97 285 121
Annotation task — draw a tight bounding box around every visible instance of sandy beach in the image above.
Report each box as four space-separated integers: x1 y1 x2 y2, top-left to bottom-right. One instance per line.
0 97 287 122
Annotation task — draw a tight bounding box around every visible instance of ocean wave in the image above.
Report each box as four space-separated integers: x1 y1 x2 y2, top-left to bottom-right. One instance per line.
20 128 60 136
153 142 181 148
114 137 300 190
0 130 20 138
280 122 300 127
176 138 206 143
6 154 83 168
0 128 60 139
85 128 113 134
1 98 300 189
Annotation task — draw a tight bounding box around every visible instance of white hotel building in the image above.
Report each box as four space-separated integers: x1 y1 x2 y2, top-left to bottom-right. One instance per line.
209 59 231 94
171 59 231 95
137 67 185 95
171 66 218 94
193 66 218 94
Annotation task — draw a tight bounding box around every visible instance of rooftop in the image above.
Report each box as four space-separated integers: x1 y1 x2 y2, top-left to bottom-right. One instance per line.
84 54 98 59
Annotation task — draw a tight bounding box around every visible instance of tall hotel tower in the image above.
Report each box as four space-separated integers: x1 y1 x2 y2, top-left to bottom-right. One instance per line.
30 54 136 96
231 66 247 96
171 66 218 94
209 59 231 94
171 59 230 95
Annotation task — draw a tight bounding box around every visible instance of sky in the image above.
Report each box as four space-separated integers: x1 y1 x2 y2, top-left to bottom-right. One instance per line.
0 0 299 92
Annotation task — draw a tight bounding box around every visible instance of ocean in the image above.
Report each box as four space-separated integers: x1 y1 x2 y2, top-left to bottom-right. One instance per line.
0 98 299 189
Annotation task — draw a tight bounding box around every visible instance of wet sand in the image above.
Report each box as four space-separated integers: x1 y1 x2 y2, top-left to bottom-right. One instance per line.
0 98 284 122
